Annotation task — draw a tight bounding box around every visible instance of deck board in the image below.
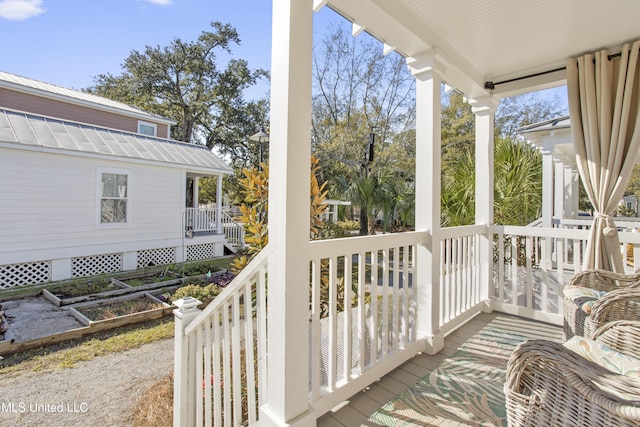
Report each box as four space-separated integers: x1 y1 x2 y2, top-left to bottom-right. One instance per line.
316 312 563 427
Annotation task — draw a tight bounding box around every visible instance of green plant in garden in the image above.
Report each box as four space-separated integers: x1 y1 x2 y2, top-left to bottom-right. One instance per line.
230 162 269 273
231 155 328 273
176 259 227 277
170 283 223 305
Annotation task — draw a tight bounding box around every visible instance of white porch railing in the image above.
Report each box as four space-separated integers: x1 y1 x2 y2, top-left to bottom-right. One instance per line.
308 231 425 416
492 223 640 325
185 207 216 233
173 248 268 427
438 225 485 334
184 207 245 249
173 223 640 425
221 211 246 249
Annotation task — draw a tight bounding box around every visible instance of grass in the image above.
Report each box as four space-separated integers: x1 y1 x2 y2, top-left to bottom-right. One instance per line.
131 373 173 427
0 317 173 376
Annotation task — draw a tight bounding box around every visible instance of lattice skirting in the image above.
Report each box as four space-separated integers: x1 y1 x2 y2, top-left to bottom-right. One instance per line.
138 247 176 268
0 261 51 289
72 253 123 278
1 245 185 288
186 243 217 261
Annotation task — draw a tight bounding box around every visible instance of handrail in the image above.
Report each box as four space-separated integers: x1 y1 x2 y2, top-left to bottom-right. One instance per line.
220 210 245 249
177 246 269 426
185 247 268 336
183 207 246 248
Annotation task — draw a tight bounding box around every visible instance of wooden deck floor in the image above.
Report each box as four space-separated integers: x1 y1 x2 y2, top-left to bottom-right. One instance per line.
317 312 563 427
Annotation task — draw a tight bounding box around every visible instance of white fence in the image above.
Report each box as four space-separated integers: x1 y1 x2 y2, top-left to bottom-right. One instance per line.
438 225 485 332
173 249 268 427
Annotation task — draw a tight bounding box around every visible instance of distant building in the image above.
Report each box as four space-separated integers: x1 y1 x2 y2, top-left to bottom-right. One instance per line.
0 71 234 288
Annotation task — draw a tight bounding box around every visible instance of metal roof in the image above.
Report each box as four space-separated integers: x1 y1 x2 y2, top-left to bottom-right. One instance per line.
0 108 232 175
518 116 571 134
0 70 175 125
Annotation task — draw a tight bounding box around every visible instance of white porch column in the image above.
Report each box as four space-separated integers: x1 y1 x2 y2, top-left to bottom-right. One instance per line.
554 159 565 221
408 52 445 355
261 0 315 426
566 165 579 218
193 177 199 207
216 174 223 234
470 96 498 307
540 147 554 227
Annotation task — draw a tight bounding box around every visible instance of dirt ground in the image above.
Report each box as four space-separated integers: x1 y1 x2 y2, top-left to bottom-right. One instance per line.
1 296 83 342
0 338 173 427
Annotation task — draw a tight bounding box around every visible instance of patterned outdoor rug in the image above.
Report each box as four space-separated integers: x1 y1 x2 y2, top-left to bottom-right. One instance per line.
369 326 528 426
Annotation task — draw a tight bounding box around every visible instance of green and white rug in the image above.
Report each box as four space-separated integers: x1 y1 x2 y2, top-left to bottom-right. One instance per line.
369 326 527 426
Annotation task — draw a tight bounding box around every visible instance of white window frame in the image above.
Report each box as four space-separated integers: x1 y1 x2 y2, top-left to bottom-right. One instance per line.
138 121 157 137
96 167 132 228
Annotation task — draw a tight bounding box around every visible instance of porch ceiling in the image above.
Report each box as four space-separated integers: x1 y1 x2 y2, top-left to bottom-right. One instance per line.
326 0 640 98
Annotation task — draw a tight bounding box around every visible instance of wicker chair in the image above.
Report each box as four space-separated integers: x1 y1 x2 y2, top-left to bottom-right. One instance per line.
505 320 640 427
563 269 640 339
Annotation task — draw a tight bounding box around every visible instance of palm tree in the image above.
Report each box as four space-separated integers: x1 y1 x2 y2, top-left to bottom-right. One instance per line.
441 137 542 227
493 137 542 225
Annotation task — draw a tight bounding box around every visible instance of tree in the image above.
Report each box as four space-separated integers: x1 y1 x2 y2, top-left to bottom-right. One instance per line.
311 24 416 234
440 90 564 226
441 137 542 226
87 21 268 164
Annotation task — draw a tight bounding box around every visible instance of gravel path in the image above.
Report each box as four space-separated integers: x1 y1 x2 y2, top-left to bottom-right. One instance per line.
0 338 173 427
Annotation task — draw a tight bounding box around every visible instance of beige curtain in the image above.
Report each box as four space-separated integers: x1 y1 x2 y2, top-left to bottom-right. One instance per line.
567 40 640 272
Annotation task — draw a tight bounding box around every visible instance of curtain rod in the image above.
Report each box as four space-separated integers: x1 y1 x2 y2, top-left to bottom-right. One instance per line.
484 50 635 91
484 67 566 90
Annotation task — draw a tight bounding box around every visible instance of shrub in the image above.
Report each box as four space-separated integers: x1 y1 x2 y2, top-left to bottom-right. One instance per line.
171 283 223 305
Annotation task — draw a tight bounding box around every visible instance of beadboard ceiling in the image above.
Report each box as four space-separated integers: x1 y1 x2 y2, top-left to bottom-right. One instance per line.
327 0 640 97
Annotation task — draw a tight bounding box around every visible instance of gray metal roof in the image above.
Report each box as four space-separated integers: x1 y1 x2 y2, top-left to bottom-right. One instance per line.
517 115 571 135
0 108 232 175
0 70 175 125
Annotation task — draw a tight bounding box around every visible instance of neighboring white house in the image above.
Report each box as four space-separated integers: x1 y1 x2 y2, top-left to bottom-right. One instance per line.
0 71 234 288
520 116 640 222
518 116 581 226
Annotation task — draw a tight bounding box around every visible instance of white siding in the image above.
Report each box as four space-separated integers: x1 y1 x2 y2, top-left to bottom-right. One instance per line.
0 147 184 264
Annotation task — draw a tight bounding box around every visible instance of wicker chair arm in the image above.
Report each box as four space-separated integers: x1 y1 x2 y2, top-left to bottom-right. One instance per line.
506 340 640 415
591 320 640 359
589 288 640 325
567 269 640 292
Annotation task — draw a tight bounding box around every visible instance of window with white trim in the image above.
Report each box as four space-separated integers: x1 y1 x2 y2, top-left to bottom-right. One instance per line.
100 171 129 224
138 121 157 136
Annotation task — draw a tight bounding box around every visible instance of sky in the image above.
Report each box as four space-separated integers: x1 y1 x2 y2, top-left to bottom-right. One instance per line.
0 0 567 108
0 0 342 101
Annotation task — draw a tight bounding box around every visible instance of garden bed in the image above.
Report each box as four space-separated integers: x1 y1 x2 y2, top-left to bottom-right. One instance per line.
42 277 129 306
116 268 181 287
69 292 171 327
169 258 230 277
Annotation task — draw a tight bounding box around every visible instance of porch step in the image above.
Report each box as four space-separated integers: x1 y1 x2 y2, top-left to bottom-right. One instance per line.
223 242 238 254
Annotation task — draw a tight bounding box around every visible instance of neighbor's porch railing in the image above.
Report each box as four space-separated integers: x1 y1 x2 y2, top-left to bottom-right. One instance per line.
173 222 640 425
184 207 245 248
185 207 216 233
